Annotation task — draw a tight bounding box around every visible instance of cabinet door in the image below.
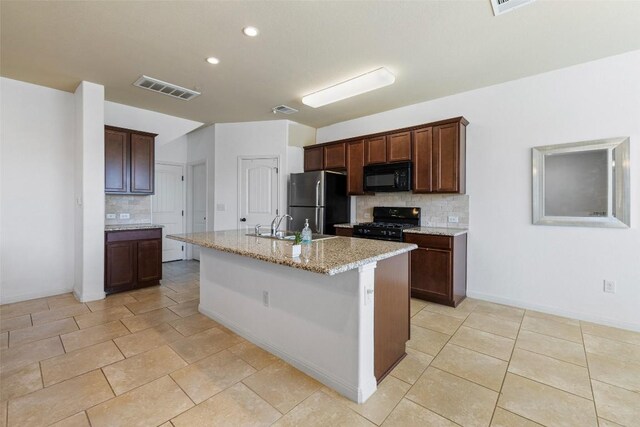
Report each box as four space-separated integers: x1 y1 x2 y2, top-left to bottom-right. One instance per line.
412 127 433 193
304 146 324 171
410 247 452 302
335 228 353 237
105 129 129 193
137 239 162 283
323 143 346 170
130 133 155 194
105 242 135 293
365 136 387 165
347 140 365 195
433 123 459 193
387 131 412 163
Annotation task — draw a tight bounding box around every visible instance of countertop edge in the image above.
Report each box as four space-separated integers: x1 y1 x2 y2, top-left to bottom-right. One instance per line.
105 224 165 232
167 234 417 276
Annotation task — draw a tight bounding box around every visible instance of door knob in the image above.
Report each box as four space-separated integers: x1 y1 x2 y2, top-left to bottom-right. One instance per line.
240 218 247 222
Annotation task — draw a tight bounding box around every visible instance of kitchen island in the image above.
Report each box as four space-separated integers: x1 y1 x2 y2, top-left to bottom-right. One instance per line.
168 230 416 403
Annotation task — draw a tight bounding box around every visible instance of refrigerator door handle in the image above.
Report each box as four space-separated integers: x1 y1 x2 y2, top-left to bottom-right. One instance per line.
315 208 320 233
315 180 321 207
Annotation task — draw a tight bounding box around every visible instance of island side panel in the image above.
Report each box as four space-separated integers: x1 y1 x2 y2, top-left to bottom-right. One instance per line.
197 247 377 403
374 252 410 381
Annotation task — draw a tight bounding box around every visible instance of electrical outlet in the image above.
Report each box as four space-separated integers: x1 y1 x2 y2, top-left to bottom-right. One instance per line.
364 212 371 219
448 216 459 223
263 291 270 307
119 213 130 219
603 280 616 293
216 203 226 212
106 213 116 219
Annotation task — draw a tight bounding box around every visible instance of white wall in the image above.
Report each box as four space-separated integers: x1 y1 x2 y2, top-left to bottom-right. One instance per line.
317 50 640 331
73 82 105 302
1 78 76 303
213 121 290 231
104 101 202 146
156 135 188 164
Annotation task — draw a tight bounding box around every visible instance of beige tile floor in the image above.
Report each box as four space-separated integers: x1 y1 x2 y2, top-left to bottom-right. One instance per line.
1 260 639 426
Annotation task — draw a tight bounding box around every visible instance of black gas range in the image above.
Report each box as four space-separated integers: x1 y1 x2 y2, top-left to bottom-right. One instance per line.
353 207 421 241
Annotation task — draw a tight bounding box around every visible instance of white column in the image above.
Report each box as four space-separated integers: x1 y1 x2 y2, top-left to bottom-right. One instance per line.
73 81 105 302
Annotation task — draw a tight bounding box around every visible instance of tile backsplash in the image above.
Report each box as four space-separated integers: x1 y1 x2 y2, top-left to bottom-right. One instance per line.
356 193 469 228
105 195 152 225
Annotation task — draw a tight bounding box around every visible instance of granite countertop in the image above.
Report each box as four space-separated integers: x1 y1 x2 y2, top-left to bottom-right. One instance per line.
167 229 417 276
105 224 164 232
333 223 467 237
403 227 468 237
334 223 359 228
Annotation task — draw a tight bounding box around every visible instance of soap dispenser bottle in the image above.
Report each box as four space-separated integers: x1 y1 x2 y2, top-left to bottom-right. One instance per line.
301 219 312 243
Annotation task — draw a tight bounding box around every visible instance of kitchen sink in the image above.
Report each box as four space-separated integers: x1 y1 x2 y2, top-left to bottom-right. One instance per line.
246 231 337 241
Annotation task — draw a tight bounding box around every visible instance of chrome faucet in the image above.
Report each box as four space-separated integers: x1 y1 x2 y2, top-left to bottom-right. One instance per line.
271 214 293 236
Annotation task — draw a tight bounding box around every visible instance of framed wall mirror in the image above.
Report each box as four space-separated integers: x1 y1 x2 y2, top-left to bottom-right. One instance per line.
532 137 630 228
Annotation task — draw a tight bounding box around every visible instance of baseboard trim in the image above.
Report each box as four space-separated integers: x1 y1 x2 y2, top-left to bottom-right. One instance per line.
0 286 74 305
73 288 106 303
199 305 367 402
467 290 640 332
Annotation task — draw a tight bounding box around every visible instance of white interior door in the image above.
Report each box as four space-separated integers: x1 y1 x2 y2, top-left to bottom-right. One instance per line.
152 164 184 262
192 162 207 261
239 157 279 230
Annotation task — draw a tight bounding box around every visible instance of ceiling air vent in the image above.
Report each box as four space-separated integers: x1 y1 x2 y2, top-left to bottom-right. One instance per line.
133 75 201 101
272 105 298 115
490 0 535 16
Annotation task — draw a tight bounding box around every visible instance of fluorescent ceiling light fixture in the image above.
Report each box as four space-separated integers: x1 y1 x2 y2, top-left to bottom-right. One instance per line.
243 26 259 37
302 67 395 108
206 57 220 65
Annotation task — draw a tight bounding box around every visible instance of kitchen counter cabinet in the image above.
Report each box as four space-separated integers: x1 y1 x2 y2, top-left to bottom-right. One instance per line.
404 232 467 307
168 230 416 403
105 228 162 294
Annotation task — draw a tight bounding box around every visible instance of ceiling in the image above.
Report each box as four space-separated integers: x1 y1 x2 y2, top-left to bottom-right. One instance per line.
2 1 640 129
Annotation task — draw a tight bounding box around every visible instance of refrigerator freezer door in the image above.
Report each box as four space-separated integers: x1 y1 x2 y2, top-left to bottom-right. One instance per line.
289 171 325 207
288 207 325 234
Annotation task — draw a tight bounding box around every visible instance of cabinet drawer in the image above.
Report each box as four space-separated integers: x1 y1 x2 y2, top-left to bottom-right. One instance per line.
404 233 452 250
106 228 162 243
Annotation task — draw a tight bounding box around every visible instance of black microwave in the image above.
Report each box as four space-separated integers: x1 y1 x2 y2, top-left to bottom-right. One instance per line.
363 162 412 192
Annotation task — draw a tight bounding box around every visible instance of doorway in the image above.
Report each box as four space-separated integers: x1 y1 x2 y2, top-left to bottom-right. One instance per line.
237 157 279 230
152 163 185 262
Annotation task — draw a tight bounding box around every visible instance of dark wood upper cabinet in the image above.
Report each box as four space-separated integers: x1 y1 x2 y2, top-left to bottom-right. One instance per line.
386 131 412 163
413 118 467 194
347 140 365 195
323 142 346 170
433 123 461 193
105 126 157 195
304 146 324 171
412 127 433 193
105 129 129 193
130 133 155 194
365 136 387 165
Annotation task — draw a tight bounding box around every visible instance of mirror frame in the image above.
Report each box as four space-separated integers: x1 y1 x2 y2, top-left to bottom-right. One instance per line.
532 137 630 228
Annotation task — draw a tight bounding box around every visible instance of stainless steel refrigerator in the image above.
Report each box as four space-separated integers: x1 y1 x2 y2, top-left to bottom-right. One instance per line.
288 171 350 235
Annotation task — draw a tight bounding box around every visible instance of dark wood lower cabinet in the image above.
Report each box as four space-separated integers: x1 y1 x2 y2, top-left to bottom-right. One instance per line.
374 252 410 383
404 233 467 307
334 227 354 237
105 228 162 294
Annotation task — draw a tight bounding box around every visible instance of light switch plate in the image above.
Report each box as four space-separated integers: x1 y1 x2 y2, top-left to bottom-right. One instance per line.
119 213 130 219
216 203 226 212
603 280 616 293
106 214 116 219
448 216 459 223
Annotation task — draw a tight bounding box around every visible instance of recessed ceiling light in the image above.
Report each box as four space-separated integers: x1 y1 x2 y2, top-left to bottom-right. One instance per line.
243 26 259 37
302 67 396 108
206 57 220 65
